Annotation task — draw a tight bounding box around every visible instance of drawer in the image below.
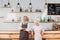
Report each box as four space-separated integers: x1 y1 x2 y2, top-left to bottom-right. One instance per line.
10 34 19 38
0 34 11 38
0 33 19 39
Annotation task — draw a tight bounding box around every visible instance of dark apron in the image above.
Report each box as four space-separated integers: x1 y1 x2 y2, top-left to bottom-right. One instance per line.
19 23 28 40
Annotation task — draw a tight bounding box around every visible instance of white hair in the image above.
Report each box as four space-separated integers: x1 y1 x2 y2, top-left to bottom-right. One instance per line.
34 20 39 23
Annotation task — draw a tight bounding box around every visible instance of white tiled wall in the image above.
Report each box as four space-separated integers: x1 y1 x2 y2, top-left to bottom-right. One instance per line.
0 0 60 30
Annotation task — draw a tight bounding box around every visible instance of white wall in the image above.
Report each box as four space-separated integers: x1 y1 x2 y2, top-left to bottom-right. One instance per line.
0 0 60 30
46 0 60 3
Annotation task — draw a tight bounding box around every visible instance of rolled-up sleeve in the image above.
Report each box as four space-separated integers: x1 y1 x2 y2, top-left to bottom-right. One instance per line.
26 23 32 32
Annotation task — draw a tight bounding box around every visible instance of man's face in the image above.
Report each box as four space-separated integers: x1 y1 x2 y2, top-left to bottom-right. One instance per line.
23 17 27 21
35 22 39 26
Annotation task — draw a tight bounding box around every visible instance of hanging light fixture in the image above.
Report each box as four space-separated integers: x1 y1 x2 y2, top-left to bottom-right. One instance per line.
45 0 47 5
29 0 32 12
7 0 10 7
17 0 22 12
17 0 20 8
19 0 22 12
44 0 47 8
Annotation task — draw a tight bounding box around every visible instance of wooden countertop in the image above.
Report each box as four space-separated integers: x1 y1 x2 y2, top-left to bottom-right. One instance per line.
0 30 60 34
0 30 60 39
0 30 19 34
43 31 60 34
42 31 60 39
0 30 33 39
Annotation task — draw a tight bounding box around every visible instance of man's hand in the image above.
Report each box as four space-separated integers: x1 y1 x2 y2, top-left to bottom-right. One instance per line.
22 28 26 31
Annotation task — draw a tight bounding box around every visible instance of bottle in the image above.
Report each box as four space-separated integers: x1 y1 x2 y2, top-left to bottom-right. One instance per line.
12 19 14 22
43 17 46 22
11 9 14 12
40 17 42 22
20 7 22 12
19 17 21 22
47 17 50 22
50 16 52 22
4 4 7 7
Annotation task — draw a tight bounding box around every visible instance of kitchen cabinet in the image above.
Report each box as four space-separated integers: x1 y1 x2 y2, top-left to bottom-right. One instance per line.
0 30 33 40
1 30 60 40
0 30 19 40
42 31 60 40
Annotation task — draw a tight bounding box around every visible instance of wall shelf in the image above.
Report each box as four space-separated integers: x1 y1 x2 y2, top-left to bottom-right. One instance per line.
11 11 42 13
3 21 60 23
1 7 11 8
4 20 21 23
3 21 34 23
4 21 20 23
39 21 60 23
0 16 4 18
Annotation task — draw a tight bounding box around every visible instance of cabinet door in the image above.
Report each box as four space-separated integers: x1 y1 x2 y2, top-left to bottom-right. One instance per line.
0 34 11 38
10 34 19 38
46 39 60 40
